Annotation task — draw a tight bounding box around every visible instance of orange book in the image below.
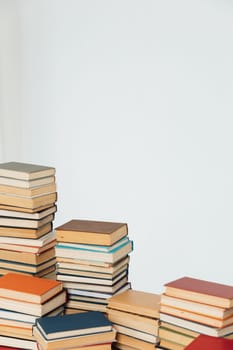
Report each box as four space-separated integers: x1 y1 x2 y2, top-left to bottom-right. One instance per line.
0 273 63 303
107 289 161 318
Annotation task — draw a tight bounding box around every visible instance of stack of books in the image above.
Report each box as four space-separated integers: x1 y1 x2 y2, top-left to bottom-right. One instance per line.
0 272 66 350
33 310 116 350
158 276 233 350
55 219 133 313
107 289 161 349
0 162 57 278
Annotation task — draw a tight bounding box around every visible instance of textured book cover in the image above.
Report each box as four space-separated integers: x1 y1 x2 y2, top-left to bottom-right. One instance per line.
36 311 112 339
0 162 55 180
184 334 233 350
0 273 63 303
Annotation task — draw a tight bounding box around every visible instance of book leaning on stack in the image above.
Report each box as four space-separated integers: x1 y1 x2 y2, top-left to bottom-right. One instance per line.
0 272 66 350
0 162 57 278
107 289 161 350
33 310 116 350
158 276 233 350
55 219 133 313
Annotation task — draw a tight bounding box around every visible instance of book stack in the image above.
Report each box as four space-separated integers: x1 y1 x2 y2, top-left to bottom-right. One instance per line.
107 289 161 350
55 219 133 313
158 276 233 350
0 161 57 278
33 310 116 350
0 272 66 350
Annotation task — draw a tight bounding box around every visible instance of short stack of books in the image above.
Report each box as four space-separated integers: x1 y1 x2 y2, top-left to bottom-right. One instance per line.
0 161 57 278
55 219 133 313
33 310 116 350
0 272 66 350
107 289 161 349
158 276 233 350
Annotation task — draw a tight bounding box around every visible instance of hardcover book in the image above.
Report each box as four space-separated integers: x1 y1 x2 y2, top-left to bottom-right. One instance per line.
0 162 55 180
107 289 161 318
35 311 112 339
184 334 233 350
0 272 63 303
164 276 233 308
56 219 128 246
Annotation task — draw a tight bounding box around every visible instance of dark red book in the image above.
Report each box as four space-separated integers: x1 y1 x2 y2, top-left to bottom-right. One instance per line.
184 334 233 350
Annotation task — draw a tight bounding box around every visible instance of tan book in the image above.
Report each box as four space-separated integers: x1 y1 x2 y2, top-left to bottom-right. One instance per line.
0 335 37 349
0 175 55 189
66 300 107 312
159 326 196 346
160 304 233 327
114 324 159 343
0 203 54 213
0 205 57 220
0 247 56 264
0 183 56 197
0 213 54 229
161 293 233 319
160 321 199 338
160 313 233 337
164 276 233 308
0 222 52 239
117 333 157 350
0 257 56 274
0 162 55 180
107 308 159 335
56 219 128 246
0 192 57 209
33 327 116 350
159 339 185 350
107 289 161 318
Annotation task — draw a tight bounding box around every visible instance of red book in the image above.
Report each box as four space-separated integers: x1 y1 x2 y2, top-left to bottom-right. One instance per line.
164 276 233 308
184 334 233 350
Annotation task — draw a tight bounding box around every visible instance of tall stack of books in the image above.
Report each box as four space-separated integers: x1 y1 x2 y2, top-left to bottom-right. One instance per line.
107 289 160 349
158 276 233 350
33 310 116 350
0 162 57 278
0 272 66 350
55 219 133 313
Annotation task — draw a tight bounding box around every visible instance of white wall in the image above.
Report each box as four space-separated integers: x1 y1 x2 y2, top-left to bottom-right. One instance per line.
6 0 233 292
0 0 21 161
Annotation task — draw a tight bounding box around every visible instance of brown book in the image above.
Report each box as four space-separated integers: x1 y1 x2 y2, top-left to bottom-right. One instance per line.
0 258 56 274
0 203 55 213
161 294 233 319
0 205 57 220
159 326 196 347
0 222 52 239
160 321 199 338
113 324 159 344
159 338 184 350
107 289 161 318
0 213 54 229
0 335 37 350
0 192 57 209
0 162 55 180
164 277 233 308
56 219 128 246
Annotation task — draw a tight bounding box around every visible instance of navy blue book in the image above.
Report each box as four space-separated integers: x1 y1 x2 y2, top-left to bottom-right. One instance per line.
35 311 112 340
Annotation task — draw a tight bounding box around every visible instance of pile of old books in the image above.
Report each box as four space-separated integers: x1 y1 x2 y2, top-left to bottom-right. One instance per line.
33 310 116 350
107 289 160 349
55 219 133 313
0 272 66 350
0 162 57 278
158 276 233 350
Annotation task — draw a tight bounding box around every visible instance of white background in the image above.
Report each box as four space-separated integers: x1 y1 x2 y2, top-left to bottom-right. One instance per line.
1 0 233 293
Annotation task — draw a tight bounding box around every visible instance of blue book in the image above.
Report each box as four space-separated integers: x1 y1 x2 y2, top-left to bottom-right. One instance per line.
35 311 112 340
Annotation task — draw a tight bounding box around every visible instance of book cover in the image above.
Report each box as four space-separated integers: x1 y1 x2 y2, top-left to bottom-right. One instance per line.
0 272 63 303
165 276 233 308
56 219 128 246
107 289 161 318
36 311 112 340
184 334 233 350
0 162 55 180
